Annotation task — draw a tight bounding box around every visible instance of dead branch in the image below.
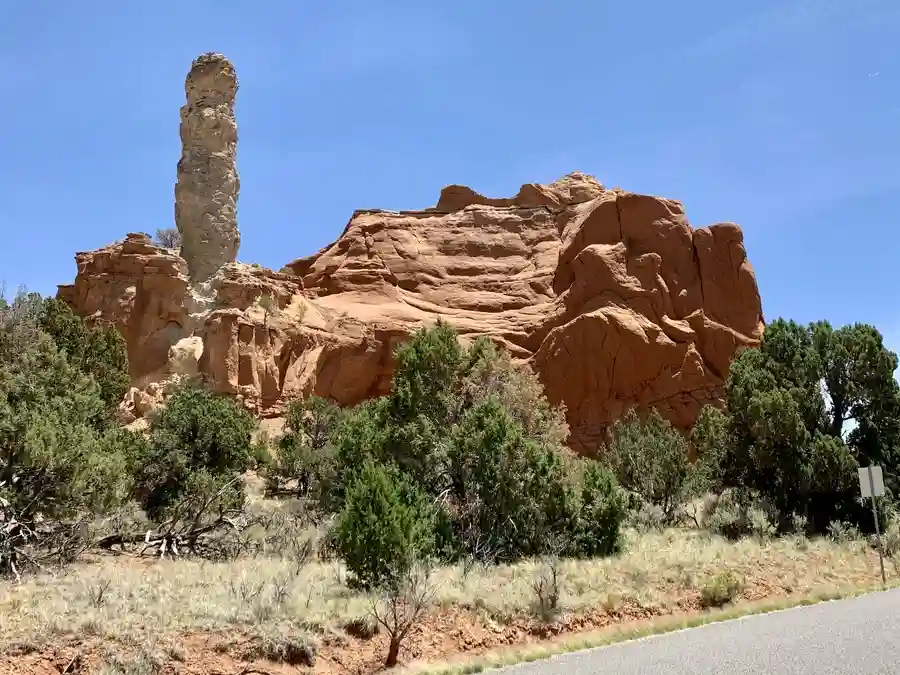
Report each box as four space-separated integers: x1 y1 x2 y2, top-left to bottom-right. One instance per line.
368 563 438 668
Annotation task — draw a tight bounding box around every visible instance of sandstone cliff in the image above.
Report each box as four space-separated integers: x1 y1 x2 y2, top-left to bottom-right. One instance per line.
58 171 763 453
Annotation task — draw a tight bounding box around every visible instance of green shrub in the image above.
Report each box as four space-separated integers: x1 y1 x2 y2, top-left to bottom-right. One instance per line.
326 398 394 510
390 320 464 426
720 318 898 533
826 520 863 543
249 432 274 470
0 290 137 575
691 406 729 494
270 396 342 500
333 460 436 590
881 509 900 559
320 324 628 565
135 383 255 522
38 297 129 409
446 397 576 562
567 461 626 557
699 570 743 608
604 409 699 523
462 339 569 448
626 500 667 533
702 489 776 541
0 333 133 520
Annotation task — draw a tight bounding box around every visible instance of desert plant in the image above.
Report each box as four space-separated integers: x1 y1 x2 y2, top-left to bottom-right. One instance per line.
369 562 437 667
153 227 181 250
699 570 744 608
567 461 626 557
0 292 142 577
827 519 863 543
627 500 667 532
721 318 899 532
245 633 317 666
258 293 277 325
270 396 342 501
702 489 777 541
604 408 699 523
326 324 627 564
462 338 570 448
98 649 165 675
881 508 900 557
691 405 729 494
333 459 436 590
37 297 130 409
531 555 563 622
129 383 256 555
446 397 577 562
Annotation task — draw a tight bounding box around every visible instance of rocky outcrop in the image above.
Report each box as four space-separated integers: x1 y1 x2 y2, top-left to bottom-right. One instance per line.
57 233 191 382
434 171 606 212
174 53 241 282
59 173 763 453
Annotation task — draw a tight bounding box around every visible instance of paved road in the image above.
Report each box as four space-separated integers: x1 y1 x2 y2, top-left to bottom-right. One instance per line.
497 589 900 674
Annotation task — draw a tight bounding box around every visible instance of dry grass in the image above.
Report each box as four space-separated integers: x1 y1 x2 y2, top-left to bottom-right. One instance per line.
0 527 882 654
442 529 878 619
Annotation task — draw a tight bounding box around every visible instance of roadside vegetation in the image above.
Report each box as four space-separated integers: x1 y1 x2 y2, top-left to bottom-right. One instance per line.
2 286 900 673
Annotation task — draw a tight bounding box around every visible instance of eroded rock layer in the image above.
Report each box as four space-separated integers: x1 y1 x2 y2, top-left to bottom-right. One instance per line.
58 173 763 452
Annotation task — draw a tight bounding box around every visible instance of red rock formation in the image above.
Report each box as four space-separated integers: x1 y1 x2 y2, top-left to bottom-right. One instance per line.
58 173 763 452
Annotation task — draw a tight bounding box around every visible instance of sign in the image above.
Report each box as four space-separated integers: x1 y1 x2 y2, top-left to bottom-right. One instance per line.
858 465 885 499
858 465 887 587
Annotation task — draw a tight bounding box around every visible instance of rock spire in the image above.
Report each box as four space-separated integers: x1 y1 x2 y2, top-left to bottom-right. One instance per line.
174 52 240 282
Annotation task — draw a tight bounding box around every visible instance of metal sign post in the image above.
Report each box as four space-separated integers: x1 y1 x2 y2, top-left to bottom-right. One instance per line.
858 465 886 587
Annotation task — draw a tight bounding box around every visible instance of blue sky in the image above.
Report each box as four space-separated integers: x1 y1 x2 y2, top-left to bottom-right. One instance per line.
1 1 898 348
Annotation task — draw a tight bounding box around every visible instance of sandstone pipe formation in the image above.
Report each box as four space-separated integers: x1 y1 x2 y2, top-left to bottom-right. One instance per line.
174 52 241 282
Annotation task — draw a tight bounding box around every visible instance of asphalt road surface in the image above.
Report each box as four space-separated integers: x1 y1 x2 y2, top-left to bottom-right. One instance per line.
496 589 900 674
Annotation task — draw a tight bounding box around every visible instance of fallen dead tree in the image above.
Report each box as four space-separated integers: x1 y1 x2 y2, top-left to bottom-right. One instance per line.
1 493 95 582
97 476 247 559
2 477 253 579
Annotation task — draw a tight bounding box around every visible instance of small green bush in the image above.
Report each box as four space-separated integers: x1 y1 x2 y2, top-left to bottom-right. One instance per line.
568 461 626 557
699 570 743 608
0 333 134 520
691 406 729 494
462 339 569 449
38 297 130 409
702 489 776 541
327 398 394 509
827 520 863 543
134 382 256 522
246 634 317 666
604 409 700 524
626 500 667 533
270 396 342 500
447 397 576 562
248 432 274 470
333 460 436 590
